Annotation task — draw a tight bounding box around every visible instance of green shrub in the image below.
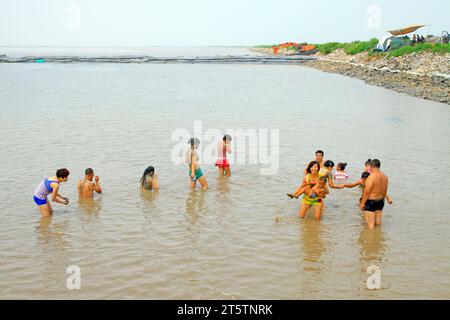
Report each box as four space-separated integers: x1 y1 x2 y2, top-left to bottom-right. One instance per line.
315 38 378 55
316 42 346 54
387 43 450 58
344 38 379 55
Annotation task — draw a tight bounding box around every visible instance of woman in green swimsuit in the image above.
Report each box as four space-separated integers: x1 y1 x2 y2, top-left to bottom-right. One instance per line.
185 138 208 191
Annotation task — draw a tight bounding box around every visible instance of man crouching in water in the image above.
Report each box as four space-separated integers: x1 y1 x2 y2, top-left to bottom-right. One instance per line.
77 168 102 199
360 159 388 229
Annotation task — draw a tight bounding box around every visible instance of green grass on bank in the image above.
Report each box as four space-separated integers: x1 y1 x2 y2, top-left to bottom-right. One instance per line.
255 40 450 58
386 43 450 58
315 39 379 55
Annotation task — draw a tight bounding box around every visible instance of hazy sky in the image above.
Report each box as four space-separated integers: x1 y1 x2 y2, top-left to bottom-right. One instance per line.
0 0 448 46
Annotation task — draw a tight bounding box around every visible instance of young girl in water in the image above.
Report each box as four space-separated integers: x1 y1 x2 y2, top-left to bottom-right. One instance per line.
334 162 349 183
185 138 208 191
140 166 159 191
215 134 232 177
33 168 70 217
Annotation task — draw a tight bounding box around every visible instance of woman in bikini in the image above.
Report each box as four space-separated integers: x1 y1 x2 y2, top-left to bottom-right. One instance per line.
215 135 232 177
185 138 208 191
297 163 328 220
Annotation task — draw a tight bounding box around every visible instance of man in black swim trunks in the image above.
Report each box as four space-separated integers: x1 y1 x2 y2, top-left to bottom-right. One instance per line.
360 159 389 229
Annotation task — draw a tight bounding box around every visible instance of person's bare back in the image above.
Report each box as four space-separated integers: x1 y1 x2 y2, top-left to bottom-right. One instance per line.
78 180 95 198
78 168 102 199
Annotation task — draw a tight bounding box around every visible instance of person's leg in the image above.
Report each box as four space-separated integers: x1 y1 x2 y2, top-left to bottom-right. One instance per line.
38 203 52 217
218 167 224 177
313 204 322 220
289 185 306 198
298 202 310 218
198 176 208 191
224 166 231 177
375 210 383 226
190 180 197 189
364 211 376 229
47 201 53 215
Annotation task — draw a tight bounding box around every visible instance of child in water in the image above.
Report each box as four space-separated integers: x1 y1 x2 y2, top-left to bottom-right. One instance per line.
298 176 329 220
140 166 159 191
293 176 330 203
364 159 372 173
334 162 349 183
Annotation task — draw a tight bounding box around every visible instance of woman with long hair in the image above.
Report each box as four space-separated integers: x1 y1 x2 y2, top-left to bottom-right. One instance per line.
140 166 159 191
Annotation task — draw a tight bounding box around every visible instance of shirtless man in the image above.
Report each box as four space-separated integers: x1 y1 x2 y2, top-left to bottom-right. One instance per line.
77 168 102 199
312 150 324 169
360 159 389 229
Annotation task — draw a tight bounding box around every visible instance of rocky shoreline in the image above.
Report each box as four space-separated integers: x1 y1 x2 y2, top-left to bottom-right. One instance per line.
304 59 449 104
251 47 449 104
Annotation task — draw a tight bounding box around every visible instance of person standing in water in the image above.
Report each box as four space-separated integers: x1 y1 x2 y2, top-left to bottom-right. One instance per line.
33 168 70 217
215 134 232 177
319 160 344 189
140 166 159 191
303 150 325 175
289 159 342 198
77 168 102 198
298 173 329 221
334 162 349 183
345 172 393 206
364 159 372 173
185 138 208 191
360 159 389 229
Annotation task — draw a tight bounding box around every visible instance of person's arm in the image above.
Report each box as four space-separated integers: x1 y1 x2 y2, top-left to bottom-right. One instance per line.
344 179 363 189
385 194 393 204
225 142 232 154
190 150 196 178
151 174 159 190
327 173 337 189
93 176 102 194
383 177 389 203
360 177 373 211
51 183 69 204
77 180 81 195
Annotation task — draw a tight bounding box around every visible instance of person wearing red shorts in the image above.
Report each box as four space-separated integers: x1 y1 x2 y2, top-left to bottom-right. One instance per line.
215 134 232 177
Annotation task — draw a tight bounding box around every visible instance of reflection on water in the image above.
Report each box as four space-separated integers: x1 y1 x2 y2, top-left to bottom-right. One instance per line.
36 216 70 250
35 216 72 291
185 190 206 225
77 198 103 216
358 227 386 266
300 220 326 272
140 190 160 206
